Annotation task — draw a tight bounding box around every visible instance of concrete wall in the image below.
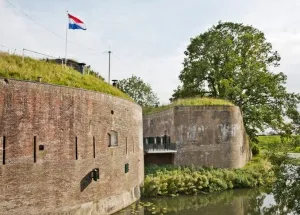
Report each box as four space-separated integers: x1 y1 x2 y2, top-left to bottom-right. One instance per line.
0 78 144 215
143 108 174 141
143 106 251 168
144 153 174 165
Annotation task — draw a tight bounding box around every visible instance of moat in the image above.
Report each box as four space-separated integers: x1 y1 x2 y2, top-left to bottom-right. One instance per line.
114 189 285 215
115 160 300 215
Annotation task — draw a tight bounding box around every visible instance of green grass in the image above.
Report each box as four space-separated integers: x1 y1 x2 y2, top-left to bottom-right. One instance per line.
257 135 281 145
256 135 300 153
143 97 234 115
0 53 132 100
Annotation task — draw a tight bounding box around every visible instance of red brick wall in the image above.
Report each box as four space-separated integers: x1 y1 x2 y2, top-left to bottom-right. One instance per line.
0 78 144 215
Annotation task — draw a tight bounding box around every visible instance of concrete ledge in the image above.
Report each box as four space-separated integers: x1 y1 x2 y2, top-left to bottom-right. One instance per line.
145 150 177 154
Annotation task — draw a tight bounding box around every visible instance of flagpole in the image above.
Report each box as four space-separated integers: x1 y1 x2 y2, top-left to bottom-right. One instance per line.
65 10 68 66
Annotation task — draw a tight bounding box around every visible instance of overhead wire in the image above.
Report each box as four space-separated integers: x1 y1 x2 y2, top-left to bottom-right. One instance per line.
4 0 135 78
5 0 100 53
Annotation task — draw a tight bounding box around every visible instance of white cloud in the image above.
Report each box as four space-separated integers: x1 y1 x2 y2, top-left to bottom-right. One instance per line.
1 0 300 104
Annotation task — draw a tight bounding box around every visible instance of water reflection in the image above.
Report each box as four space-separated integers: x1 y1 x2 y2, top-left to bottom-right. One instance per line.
262 164 300 215
115 163 300 215
115 189 268 215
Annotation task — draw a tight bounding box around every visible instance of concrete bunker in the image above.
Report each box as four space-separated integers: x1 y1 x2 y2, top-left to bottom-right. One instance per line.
143 105 251 168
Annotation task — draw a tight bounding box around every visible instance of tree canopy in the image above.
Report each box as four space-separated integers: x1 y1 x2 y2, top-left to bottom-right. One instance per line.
172 21 300 139
118 75 160 107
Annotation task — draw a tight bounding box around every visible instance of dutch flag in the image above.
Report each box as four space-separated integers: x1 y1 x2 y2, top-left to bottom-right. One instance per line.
68 13 87 30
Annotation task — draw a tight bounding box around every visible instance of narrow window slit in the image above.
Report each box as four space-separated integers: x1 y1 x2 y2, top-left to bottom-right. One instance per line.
93 136 95 158
3 136 6 165
34 136 37 163
75 136 78 160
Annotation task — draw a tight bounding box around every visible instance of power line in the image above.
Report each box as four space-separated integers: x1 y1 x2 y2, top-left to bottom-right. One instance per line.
5 0 100 53
0 44 18 54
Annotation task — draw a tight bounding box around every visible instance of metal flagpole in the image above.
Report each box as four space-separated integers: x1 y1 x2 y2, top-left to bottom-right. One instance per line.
64 10 69 66
108 50 111 83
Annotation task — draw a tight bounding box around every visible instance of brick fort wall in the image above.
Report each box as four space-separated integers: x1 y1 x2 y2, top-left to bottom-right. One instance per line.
0 78 144 215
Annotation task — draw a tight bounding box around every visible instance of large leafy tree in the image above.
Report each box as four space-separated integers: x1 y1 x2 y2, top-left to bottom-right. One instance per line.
172 21 300 138
118 75 160 107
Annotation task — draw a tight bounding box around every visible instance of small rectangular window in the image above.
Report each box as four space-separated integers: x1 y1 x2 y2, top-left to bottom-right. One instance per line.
75 136 78 160
34 136 37 163
108 130 118 147
125 163 129 173
2 136 6 165
39 145 44 151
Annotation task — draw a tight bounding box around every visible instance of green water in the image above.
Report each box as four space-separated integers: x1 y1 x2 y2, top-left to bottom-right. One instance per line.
115 162 299 215
114 188 275 215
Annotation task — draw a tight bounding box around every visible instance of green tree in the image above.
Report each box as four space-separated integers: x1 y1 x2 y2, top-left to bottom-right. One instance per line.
118 75 159 107
172 21 300 139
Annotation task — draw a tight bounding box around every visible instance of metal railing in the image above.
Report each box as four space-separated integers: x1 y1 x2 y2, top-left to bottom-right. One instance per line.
143 142 177 152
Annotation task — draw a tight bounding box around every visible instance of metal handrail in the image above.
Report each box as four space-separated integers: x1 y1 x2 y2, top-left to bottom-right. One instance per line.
143 142 177 151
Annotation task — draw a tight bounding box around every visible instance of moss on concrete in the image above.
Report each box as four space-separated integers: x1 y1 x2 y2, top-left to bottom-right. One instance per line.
143 97 234 115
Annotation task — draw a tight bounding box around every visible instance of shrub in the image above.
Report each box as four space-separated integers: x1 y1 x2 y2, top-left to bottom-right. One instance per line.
251 143 260 156
294 147 300 153
142 158 273 197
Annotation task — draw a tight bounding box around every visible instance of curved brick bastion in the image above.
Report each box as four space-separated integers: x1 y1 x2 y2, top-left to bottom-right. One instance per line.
143 105 251 168
0 78 144 215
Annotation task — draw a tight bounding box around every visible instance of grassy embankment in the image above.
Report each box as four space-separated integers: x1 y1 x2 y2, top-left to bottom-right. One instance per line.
143 97 234 115
256 135 300 153
0 52 131 100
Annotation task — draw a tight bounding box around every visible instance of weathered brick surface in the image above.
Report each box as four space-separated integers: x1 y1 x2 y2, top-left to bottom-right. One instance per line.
0 78 144 215
143 106 251 168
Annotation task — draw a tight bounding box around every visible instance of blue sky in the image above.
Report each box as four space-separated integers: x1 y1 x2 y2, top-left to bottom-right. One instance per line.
1 0 300 103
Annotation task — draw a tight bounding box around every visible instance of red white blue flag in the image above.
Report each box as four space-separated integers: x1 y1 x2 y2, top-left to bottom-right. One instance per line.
68 13 87 30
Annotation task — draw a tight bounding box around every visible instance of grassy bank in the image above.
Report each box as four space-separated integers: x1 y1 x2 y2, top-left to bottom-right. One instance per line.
256 135 300 153
0 53 131 100
143 97 234 115
142 155 274 197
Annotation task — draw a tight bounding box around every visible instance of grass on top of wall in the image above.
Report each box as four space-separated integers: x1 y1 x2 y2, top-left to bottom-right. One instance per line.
0 52 132 101
143 97 234 115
